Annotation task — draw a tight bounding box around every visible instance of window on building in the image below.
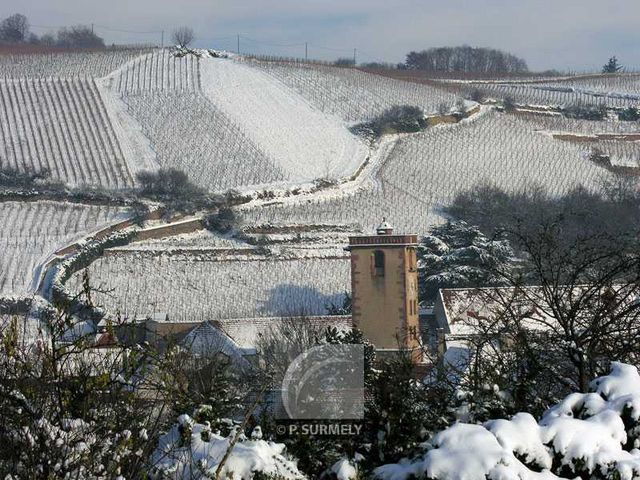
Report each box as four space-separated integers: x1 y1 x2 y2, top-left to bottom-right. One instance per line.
411 251 416 270
373 250 385 277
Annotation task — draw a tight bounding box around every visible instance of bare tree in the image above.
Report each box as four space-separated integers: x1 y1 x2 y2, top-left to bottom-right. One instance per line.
0 14 29 43
450 214 640 419
602 55 623 74
437 182 640 414
172 26 195 48
256 316 325 383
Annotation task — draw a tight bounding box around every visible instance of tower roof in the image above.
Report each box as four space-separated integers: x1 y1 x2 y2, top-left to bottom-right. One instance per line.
376 217 394 235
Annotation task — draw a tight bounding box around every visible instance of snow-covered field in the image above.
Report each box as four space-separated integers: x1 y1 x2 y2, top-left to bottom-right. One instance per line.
0 201 127 296
67 253 350 321
532 114 640 135
200 57 368 182
115 50 200 94
0 78 134 188
555 73 640 96
2 48 639 327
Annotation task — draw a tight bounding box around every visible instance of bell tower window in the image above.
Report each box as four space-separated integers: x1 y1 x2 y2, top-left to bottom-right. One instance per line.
373 250 385 277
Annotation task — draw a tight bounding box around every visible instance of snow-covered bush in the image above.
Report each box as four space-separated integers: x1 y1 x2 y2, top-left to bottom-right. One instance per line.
374 362 640 480
352 105 426 138
204 207 241 234
150 414 304 479
0 304 160 478
563 103 608 121
0 291 259 478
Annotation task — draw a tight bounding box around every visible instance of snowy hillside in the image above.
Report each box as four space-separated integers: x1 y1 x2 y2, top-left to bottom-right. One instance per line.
121 92 285 191
0 78 134 188
200 57 368 182
242 110 611 233
2 48 639 324
0 48 151 78
445 74 640 109
115 49 201 94
0 201 127 296
248 59 460 123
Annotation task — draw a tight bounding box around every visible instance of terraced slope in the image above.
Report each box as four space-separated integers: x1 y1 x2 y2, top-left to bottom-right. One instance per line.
0 201 127 296
200 57 368 182
242 110 613 233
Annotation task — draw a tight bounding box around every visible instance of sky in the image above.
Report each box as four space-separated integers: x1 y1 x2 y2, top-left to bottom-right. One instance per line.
4 0 640 72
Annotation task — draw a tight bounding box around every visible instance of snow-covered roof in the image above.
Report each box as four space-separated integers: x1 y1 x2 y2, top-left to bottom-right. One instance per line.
436 286 557 337
181 321 248 363
436 284 637 338
163 316 352 354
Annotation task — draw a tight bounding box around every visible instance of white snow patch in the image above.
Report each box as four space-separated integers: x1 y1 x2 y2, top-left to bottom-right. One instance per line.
152 414 304 479
375 362 640 480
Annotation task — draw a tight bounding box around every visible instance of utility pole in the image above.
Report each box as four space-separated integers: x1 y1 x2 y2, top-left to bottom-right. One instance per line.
237 34 240 54
305 42 308 62
161 30 164 48
353 48 357 65
91 23 94 34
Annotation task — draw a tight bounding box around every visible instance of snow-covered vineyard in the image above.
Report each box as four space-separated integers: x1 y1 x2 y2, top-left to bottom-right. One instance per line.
1 47 640 334
0 77 133 188
241 110 613 233
3 41 640 480
439 73 640 109
67 252 351 321
0 201 126 296
0 47 152 78
122 92 284 190
114 49 201 94
245 58 461 122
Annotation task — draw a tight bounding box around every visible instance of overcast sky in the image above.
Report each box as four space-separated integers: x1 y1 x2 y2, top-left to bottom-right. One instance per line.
4 0 639 71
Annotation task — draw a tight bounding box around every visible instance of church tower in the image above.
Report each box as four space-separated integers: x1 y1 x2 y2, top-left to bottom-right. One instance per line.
347 220 420 355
